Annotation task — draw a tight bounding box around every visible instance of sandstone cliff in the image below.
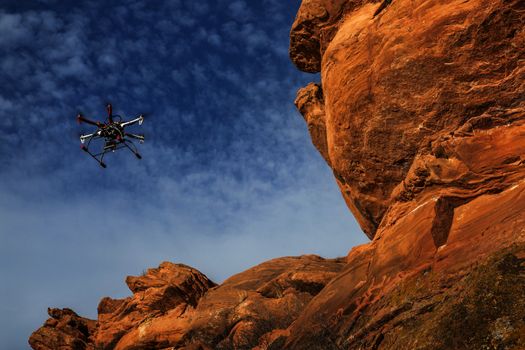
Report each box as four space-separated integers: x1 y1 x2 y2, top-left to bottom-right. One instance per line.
30 0 525 349
30 257 347 349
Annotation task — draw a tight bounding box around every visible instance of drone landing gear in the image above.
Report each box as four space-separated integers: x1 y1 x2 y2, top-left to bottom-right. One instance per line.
121 140 142 160
80 128 143 168
81 144 108 168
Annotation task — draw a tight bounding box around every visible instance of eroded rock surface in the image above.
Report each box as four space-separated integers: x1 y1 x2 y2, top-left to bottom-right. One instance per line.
283 181 525 349
292 0 525 239
95 262 215 349
284 0 525 348
29 308 96 350
30 256 346 350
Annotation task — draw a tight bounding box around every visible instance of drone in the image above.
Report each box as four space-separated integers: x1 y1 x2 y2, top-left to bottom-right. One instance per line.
77 104 145 168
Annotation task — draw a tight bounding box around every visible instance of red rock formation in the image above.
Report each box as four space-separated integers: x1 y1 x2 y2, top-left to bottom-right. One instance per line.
94 262 215 349
292 0 525 239
30 256 346 349
28 308 96 350
30 0 525 349
285 0 525 348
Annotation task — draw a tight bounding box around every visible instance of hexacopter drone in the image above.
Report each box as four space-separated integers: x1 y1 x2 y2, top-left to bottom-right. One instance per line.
77 104 145 168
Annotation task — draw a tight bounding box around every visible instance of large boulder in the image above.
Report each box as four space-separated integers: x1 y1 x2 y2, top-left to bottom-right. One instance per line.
291 0 525 239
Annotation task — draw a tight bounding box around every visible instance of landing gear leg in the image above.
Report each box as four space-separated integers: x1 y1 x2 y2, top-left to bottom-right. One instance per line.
80 144 108 168
123 140 142 160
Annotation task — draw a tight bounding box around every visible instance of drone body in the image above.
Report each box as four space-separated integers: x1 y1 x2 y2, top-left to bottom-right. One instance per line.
77 104 145 168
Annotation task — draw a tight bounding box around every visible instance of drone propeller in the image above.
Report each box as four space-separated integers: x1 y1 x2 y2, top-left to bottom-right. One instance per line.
76 112 88 124
140 112 153 120
77 113 102 127
79 133 96 144
137 112 153 125
106 103 113 123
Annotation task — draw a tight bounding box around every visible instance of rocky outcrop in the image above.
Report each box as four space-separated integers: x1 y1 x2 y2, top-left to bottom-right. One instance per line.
29 256 346 349
183 255 346 349
292 0 525 239
28 308 96 350
30 0 525 349
285 0 525 348
94 262 215 349
282 184 525 349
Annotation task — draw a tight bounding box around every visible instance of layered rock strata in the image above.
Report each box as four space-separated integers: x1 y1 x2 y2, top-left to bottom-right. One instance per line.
292 0 525 239
29 308 96 350
286 0 525 348
30 257 346 349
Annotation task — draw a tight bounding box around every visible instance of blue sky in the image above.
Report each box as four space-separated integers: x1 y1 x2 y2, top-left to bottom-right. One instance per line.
0 1 366 348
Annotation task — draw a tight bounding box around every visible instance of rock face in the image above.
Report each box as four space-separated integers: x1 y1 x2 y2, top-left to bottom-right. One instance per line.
292 0 525 239
29 257 346 349
286 0 525 348
95 262 215 349
30 0 525 349
28 308 96 350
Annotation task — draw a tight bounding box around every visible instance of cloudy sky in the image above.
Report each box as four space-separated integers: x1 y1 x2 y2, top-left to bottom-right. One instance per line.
0 1 367 348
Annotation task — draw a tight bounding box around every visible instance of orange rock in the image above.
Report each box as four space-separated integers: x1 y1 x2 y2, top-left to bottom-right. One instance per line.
30 256 346 350
282 0 525 347
182 255 346 349
291 0 525 239
283 182 525 349
29 308 96 350
94 262 215 349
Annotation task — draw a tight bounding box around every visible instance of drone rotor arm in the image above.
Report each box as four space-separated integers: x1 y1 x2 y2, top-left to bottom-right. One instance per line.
79 132 98 144
106 104 113 123
122 139 142 159
120 115 144 128
125 133 145 142
79 140 108 168
77 114 102 127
